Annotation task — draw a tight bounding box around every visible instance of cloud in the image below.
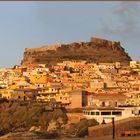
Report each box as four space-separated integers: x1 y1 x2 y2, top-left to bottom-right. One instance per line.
100 2 140 40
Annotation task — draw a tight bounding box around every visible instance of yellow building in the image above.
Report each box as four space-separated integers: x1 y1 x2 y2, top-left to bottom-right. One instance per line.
72 73 91 82
37 86 59 102
29 74 47 84
36 86 71 103
36 86 83 108
0 89 14 99
130 68 140 76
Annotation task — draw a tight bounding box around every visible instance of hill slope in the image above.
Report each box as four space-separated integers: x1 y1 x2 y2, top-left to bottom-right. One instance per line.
21 37 131 65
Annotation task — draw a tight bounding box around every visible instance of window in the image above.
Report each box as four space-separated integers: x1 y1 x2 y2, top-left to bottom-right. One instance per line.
101 112 111 115
112 111 122 116
102 102 105 107
96 112 100 115
24 96 26 101
115 102 118 107
91 112 95 115
87 112 90 115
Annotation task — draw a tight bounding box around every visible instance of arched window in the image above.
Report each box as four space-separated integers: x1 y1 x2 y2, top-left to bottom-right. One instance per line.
115 102 118 107
102 102 105 107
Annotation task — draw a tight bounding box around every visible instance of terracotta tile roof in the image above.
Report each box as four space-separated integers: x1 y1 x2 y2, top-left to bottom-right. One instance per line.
14 88 40 92
132 84 140 87
83 107 124 111
93 93 127 98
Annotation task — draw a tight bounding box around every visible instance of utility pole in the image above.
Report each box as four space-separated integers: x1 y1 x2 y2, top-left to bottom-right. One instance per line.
102 117 115 139
112 117 115 140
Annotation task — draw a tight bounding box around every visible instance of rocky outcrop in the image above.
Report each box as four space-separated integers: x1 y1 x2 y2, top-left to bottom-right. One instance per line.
21 37 131 65
0 101 99 139
0 102 67 137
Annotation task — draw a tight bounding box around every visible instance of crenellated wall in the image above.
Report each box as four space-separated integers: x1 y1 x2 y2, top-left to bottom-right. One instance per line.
21 37 131 65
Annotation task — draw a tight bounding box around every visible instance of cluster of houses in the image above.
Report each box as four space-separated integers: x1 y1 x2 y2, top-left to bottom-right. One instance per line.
0 60 140 123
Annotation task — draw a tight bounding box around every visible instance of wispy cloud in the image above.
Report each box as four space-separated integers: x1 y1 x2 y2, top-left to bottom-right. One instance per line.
100 2 140 40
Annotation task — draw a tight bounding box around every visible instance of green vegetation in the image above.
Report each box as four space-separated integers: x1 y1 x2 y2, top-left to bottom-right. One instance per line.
68 118 99 137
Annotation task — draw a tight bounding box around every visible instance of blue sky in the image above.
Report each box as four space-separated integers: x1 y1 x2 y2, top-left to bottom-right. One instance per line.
0 1 140 68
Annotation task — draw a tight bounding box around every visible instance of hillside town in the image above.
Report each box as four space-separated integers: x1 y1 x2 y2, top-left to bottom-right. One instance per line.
0 60 140 124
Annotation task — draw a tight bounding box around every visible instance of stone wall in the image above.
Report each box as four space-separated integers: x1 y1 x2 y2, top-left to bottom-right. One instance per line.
21 37 131 65
88 117 140 137
66 113 83 123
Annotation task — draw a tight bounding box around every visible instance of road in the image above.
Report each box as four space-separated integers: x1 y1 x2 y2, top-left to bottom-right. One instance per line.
1 136 140 140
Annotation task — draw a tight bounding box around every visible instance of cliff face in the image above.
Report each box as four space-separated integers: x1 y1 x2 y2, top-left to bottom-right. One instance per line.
0 101 67 137
21 37 131 65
